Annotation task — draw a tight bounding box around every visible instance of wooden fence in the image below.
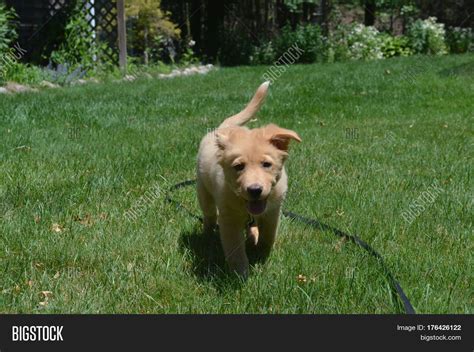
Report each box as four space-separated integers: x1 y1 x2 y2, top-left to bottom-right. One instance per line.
6 0 126 67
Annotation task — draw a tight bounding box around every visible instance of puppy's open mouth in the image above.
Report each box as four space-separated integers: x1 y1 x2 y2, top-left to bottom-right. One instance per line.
246 199 267 215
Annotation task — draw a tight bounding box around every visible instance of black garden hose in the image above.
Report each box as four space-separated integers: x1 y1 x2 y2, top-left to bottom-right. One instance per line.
166 179 416 314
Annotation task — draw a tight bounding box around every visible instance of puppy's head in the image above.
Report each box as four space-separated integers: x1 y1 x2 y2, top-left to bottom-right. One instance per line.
216 124 301 216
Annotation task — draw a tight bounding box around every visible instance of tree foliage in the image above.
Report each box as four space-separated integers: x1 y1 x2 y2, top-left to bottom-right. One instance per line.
0 2 17 54
126 0 181 63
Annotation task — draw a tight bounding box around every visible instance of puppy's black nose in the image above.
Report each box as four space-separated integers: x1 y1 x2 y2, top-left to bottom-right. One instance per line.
247 184 263 199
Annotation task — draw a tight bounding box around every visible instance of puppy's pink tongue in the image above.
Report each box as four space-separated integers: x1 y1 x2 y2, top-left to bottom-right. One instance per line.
247 200 267 215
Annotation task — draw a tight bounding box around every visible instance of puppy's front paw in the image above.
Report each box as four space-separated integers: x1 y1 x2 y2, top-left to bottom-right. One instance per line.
228 258 249 279
254 241 273 262
247 225 259 246
203 217 217 234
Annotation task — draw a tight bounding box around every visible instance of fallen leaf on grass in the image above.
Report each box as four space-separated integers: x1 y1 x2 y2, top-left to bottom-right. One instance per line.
73 214 93 227
334 236 348 252
51 223 63 233
13 145 31 152
38 291 53 307
443 177 452 185
297 274 307 283
41 291 53 299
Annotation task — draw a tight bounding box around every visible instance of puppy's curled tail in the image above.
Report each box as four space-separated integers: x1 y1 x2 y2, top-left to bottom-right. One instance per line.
218 81 270 129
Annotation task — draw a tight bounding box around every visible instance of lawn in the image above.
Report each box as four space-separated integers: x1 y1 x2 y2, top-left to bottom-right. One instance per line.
0 54 472 314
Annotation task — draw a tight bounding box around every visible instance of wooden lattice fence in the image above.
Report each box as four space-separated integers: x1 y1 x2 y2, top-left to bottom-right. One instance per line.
49 0 119 64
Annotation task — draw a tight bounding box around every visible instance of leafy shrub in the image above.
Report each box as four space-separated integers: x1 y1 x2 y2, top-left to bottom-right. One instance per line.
2 62 47 85
0 2 16 54
50 2 107 71
380 34 413 58
44 63 87 85
446 27 473 54
330 24 384 61
2 60 87 86
274 24 326 63
250 41 275 65
407 17 447 55
180 39 199 66
327 25 349 62
400 4 419 29
0 3 18 84
126 0 180 64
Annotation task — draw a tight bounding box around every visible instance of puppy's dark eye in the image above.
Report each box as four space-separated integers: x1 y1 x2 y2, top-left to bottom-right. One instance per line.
262 161 272 168
233 163 245 172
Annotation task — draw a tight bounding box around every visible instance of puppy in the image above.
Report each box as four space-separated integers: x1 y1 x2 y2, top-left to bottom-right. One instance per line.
196 82 301 277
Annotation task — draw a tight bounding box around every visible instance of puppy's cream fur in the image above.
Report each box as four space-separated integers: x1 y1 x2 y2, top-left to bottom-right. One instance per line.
197 82 301 277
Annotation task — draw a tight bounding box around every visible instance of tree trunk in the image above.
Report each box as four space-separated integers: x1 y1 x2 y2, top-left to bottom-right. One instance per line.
303 2 309 23
320 0 331 35
204 0 225 61
364 0 376 26
144 25 149 65
264 0 269 35
255 0 261 33
117 0 127 70
308 2 317 24
190 0 202 54
276 0 288 28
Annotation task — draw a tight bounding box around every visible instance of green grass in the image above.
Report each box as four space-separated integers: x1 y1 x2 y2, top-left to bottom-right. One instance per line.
1 54 472 313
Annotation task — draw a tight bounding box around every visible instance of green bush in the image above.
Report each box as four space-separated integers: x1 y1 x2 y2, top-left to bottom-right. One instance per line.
180 40 199 66
407 17 448 55
250 41 275 65
0 3 18 84
126 0 180 64
446 27 473 54
50 2 110 72
0 2 16 54
3 62 47 85
274 24 326 63
380 34 413 58
327 25 349 62
330 24 384 61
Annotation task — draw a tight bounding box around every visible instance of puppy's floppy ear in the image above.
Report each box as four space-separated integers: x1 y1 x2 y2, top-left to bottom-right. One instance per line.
215 128 231 150
264 124 302 151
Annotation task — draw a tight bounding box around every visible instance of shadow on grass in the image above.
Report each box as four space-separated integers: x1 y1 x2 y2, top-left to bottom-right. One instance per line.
178 226 268 292
438 60 474 78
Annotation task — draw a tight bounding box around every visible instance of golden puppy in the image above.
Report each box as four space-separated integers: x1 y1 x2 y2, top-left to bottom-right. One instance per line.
196 82 301 277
